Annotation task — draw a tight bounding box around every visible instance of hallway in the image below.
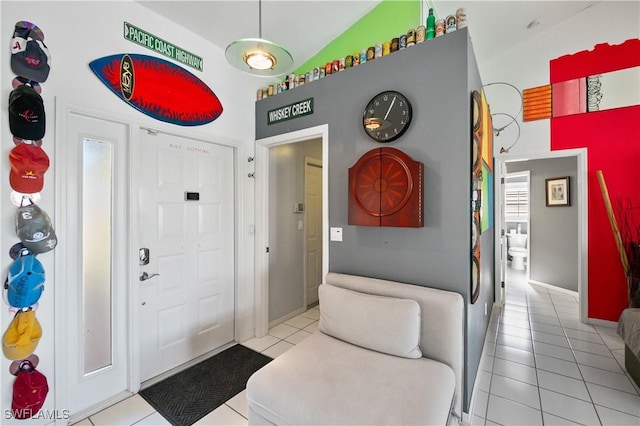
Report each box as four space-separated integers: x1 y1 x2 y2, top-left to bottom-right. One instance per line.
471 267 640 425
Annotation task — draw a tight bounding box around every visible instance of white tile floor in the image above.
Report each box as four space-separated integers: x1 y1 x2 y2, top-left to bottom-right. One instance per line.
78 270 640 426
471 267 640 426
76 308 320 426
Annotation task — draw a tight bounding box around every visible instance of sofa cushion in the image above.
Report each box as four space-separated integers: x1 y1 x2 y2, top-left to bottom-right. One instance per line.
246 332 455 425
319 283 422 359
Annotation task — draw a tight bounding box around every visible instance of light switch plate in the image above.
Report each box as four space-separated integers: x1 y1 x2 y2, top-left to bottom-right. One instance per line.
330 227 343 242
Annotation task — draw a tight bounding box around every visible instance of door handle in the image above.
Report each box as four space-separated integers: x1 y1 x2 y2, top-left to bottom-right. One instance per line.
139 272 160 281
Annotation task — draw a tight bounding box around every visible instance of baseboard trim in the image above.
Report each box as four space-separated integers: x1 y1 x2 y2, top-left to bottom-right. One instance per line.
528 279 578 296
587 317 618 328
529 280 621 328
268 306 306 329
465 334 497 424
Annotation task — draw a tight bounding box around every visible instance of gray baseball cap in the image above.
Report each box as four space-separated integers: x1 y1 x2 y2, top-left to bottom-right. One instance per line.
15 204 57 254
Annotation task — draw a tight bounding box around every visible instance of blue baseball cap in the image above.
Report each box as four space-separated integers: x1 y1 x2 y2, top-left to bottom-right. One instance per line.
5 250 45 308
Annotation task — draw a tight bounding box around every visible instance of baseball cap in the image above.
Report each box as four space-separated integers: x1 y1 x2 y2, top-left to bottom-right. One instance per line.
11 22 51 82
2 310 42 360
9 144 49 194
5 251 45 309
11 359 49 419
16 204 57 254
9 85 46 140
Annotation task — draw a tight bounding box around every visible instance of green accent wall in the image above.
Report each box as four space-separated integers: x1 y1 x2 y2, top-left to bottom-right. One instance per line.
292 0 421 76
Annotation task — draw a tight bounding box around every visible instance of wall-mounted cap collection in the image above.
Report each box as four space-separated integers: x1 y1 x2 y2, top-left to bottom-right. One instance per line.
4 20 53 420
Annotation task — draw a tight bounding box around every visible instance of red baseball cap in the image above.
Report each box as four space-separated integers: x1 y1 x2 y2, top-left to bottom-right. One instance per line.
11 359 49 419
9 144 49 194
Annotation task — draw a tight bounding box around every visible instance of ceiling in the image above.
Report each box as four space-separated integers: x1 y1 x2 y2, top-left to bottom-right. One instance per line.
137 0 598 75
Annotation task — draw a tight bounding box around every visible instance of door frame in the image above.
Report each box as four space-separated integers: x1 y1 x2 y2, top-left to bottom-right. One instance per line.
54 102 137 421
303 156 323 307
254 125 329 337
494 148 588 322
55 101 244 418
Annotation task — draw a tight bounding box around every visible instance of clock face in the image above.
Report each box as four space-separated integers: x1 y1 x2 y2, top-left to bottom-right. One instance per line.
363 91 412 143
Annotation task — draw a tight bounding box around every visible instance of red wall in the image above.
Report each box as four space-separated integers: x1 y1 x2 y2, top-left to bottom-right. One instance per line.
550 39 640 321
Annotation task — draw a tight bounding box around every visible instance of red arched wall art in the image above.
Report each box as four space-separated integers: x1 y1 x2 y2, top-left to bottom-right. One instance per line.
549 39 640 321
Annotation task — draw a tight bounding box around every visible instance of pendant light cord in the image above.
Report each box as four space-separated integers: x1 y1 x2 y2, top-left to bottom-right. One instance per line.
258 0 263 38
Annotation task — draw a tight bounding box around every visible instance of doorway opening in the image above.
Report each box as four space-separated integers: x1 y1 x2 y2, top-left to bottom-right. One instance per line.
504 171 530 282
266 141 322 326
495 148 588 322
255 125 329 336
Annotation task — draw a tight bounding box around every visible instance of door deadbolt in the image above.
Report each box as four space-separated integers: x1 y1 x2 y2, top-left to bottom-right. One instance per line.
139 248 150 266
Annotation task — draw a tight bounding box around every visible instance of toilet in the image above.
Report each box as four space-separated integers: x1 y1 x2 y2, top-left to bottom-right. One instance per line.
507 232 527 270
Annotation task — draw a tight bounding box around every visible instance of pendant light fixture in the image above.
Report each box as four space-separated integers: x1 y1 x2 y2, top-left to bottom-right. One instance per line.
225 0 293 77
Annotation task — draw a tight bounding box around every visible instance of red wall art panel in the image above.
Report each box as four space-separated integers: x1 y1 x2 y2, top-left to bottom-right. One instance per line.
549 39 640 321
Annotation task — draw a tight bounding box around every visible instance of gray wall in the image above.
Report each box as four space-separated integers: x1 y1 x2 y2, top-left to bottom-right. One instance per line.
269 139 323 322
256 29 494 412
508 157 578 291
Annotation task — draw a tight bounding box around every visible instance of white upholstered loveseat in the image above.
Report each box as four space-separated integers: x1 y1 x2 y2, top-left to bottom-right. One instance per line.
246 272 465 425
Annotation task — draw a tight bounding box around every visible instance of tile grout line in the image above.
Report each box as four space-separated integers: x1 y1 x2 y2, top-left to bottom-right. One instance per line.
493 281 551 422
224 403 248 421
129 410 160 426
533 288 599 425
525 285 545 424
524 277 608 424
528 283 594 425
527 293 638 392
260 315 319 354
592 324 640 396
482 304 500 424
549 286 604 426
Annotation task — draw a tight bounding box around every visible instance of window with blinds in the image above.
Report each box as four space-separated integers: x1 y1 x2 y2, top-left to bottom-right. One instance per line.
505 189 528 221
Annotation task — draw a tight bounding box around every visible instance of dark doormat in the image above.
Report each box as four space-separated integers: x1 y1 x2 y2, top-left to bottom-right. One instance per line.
139 344 272 426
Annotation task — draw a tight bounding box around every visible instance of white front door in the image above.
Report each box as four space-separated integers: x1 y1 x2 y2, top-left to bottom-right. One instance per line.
138 130 235 382
304 158 323 305
64 112 130 414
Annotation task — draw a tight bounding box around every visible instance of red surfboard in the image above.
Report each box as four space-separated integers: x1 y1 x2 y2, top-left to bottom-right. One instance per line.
89 54 223 126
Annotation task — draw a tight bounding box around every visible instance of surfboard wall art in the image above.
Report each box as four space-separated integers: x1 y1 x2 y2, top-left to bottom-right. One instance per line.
89 54 223 126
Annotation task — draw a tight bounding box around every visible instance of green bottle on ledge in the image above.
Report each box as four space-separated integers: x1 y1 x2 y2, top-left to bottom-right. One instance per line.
426 8 435 39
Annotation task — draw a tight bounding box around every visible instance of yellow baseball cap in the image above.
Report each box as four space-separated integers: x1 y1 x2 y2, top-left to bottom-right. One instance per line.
3 309 41 360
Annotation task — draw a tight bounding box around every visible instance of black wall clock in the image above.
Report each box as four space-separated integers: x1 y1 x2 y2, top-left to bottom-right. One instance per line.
363 90 412 143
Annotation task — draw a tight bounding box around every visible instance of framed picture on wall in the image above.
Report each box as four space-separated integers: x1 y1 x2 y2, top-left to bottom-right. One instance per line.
545 176 570 206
